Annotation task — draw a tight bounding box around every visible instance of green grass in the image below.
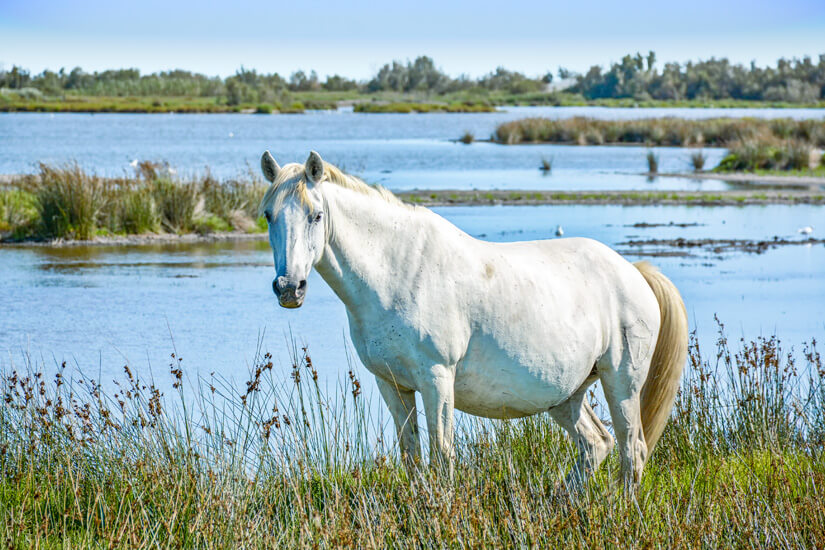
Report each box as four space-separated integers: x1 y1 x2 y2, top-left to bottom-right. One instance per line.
0 324 823 547
1 164 268 241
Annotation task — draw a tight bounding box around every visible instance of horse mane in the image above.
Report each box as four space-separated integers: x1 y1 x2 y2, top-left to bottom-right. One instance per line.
258 161 404 217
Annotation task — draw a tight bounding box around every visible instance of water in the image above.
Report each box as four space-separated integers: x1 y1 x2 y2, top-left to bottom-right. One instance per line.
2 204 822 400
3 107 823 191
1 106 824 406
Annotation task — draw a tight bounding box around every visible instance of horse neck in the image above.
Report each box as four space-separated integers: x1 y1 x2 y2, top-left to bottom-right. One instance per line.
314 185 425 313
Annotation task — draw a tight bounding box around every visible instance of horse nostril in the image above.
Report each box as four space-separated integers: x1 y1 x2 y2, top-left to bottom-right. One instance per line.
298 280 307 291
272 279 280 296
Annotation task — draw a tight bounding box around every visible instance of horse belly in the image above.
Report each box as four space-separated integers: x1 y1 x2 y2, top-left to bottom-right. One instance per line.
453 342 592 419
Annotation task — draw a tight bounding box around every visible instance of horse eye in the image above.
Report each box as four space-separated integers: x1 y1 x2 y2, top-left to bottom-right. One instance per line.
264 211 272 223
313 213 323 223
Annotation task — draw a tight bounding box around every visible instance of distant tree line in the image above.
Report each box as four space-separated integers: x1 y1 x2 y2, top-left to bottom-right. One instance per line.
2 53 824 103
571 52 825 103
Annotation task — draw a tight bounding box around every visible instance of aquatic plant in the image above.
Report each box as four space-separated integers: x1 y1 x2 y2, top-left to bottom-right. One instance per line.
690 150 707 171
646 150 659 173
540 157 553 173
0 324 822 547
459 131 475 144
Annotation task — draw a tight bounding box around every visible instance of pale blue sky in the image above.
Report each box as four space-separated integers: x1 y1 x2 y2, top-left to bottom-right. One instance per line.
1 0 824 78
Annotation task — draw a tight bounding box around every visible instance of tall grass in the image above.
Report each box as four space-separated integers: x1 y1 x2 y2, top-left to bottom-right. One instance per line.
493 116 825 147
1 323 823 547
27 164 110 240
4 164 268 241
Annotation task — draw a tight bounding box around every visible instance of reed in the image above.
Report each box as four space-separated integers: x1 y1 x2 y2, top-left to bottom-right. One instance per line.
1 322 822 547
0 164 274 241
25 164 110 240
690 150 707 171
646 150 659 173
493 116 825 147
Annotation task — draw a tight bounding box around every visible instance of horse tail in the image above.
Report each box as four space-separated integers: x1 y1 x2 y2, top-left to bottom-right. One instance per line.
634 261 689 453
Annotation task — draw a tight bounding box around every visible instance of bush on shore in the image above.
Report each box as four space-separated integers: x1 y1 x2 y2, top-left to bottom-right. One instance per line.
0 323 823 547
1 163 268 241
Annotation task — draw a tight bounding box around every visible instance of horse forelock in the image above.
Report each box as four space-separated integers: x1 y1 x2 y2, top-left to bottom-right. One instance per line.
258 161 405 218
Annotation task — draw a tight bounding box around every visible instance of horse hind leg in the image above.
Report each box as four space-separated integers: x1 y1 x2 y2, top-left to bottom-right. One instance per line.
599 349 650 491
548 375 614 493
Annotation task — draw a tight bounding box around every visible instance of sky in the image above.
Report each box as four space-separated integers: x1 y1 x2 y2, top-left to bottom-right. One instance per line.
1 0 824 79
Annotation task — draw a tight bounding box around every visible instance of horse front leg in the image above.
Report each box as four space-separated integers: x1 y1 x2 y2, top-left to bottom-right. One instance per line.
419 366 455 476
375 376 421 469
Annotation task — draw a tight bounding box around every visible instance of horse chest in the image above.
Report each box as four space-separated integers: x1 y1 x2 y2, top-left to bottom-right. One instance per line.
345 310 441 390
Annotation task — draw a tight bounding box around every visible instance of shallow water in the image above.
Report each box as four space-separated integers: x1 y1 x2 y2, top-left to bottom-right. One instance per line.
1 204 822 401
3 106 823 190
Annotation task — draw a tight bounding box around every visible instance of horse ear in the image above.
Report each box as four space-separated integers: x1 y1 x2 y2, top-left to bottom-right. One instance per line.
261 151 280 183
305 151 324 185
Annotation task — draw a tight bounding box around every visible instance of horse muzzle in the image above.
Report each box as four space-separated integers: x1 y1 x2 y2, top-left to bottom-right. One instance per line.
273 277 307 309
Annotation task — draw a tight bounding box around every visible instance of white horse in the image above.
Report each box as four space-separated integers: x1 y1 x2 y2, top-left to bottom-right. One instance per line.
258 150 688 489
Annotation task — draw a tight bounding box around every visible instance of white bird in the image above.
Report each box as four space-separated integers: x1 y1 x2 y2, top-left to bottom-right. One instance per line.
555 225 564 237
798 226 814 235
129 159 138 168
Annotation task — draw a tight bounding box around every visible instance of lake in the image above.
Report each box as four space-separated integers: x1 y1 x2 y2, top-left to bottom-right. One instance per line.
1 107 823 402
3 106 825 191
2 204 822 400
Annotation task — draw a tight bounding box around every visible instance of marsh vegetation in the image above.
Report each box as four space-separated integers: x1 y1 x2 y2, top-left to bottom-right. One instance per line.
0 325 823 547
0 164 267 241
